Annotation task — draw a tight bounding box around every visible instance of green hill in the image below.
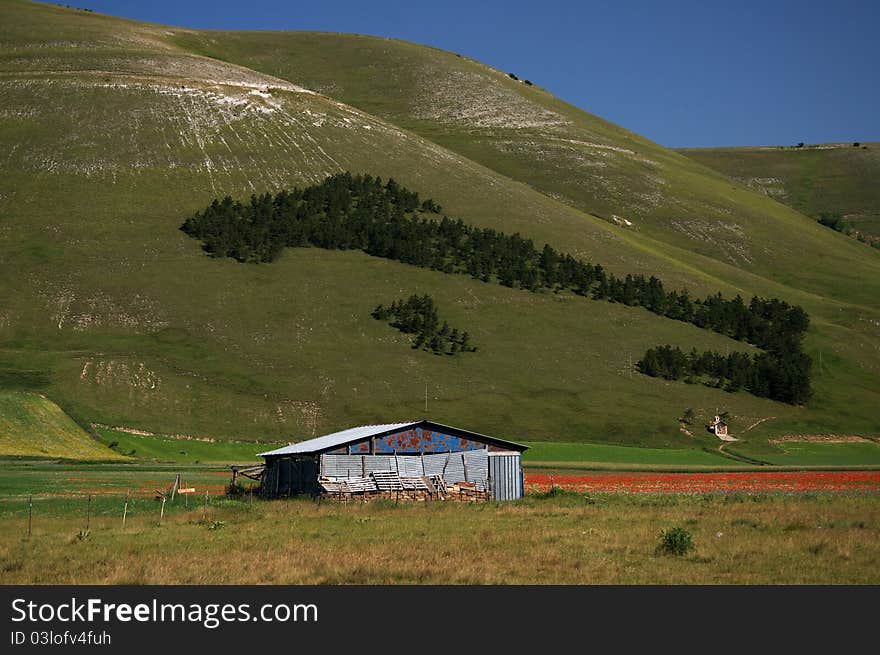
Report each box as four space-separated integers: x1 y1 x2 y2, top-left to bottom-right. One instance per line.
168 29 880 308
0 391 124 459
1 0 878 455
678 143 880 243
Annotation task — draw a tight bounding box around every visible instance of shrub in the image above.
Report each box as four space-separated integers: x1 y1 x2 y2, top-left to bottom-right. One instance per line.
225 481 246 498
524 79 533 86
657 526 693 556
508 72 518 80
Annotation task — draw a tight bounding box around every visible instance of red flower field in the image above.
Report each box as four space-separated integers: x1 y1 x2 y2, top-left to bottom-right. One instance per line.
525 471 880 494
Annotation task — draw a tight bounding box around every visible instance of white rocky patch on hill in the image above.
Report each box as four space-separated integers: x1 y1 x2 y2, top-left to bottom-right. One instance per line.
412 66 570 130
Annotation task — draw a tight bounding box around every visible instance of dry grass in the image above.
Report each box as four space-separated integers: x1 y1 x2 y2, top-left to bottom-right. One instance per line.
1 493 877 584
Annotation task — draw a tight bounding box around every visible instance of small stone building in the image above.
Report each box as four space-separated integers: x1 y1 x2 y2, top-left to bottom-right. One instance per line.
258 420 527 501
708 415 734 440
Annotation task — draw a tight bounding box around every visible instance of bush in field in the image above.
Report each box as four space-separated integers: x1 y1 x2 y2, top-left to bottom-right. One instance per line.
657 526 693 556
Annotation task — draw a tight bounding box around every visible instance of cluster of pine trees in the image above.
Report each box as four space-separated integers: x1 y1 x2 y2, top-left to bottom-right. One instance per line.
638 344 812 404
182 172 812 403
372 295 475 355
637 294 812 404
180 173 440 264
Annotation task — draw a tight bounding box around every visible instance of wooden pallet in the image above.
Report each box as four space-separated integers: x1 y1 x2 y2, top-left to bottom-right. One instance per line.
371 470 404 491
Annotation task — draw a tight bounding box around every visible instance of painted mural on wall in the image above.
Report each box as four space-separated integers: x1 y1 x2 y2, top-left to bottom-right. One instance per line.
327 427 496 454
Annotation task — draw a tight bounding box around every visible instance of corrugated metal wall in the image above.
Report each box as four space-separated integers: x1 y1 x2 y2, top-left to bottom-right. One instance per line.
263 449 523 500
489 452 523 500
322 450 490 490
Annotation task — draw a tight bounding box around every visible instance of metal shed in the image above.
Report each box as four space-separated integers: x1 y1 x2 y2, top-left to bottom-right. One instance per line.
257 420 527 501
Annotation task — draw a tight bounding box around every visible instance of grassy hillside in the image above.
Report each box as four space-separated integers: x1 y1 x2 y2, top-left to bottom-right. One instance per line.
0 1 878 455
0 391 123 459
168 30 880 308
678 143 880 241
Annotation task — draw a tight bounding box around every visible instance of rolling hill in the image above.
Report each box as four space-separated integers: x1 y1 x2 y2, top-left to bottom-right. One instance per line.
168 29 880 307
677 142 880 242
1 0 878 456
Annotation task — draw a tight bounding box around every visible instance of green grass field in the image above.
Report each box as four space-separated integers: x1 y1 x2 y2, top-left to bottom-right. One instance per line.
92 427 282 464
0 460 232 499
0 0 878 461
10 419 880 470
522 439 880 469
0 451 876 584
761 442 880 467
523 441 728 465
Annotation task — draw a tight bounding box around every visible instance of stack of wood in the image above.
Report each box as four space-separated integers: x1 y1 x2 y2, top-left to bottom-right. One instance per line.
319 470 490 502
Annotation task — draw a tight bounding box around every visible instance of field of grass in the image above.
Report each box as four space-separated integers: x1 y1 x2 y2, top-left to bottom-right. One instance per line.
0 490 876 584
0 0 878 457
1 456 876 584
0 460 237 498
523 443 880 473
0 391 122 460
522 441 729 465
761 442 880 467
93 427 280 464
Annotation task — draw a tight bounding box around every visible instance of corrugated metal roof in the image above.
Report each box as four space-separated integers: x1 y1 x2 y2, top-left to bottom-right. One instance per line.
257 419 529 457
257 422 416 457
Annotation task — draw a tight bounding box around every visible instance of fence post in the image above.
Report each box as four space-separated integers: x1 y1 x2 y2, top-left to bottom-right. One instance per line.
27 495 32 538
159 496 166 526
171 473 180 503
85 494 92 531
122 490 129 529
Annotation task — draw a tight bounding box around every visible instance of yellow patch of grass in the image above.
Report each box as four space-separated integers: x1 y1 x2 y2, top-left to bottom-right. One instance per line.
0 391 125 460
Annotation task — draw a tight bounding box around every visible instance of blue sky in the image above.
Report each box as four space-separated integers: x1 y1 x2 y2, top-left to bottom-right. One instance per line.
81 0 878 147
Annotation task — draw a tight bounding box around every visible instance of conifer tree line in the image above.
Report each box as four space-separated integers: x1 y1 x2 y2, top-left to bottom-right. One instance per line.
637 344 812 405
371 294 476 355
181 172 812 404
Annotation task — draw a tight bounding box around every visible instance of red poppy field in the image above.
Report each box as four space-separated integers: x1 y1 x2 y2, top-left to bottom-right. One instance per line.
525 470 880 494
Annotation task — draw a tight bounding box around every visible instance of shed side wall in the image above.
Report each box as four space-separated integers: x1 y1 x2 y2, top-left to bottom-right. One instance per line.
489 452 523 500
